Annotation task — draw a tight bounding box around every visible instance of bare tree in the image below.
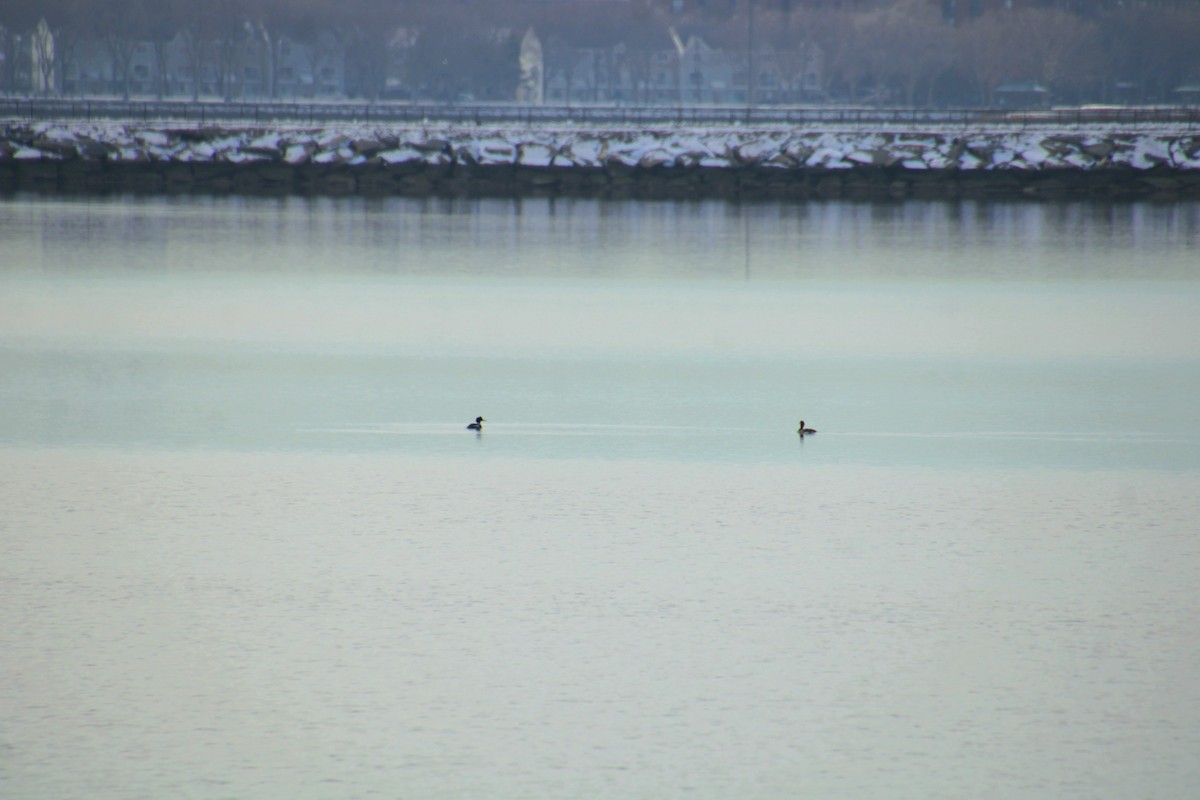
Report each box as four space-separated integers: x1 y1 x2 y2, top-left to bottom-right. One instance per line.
615 2 671 103
806 7 865 101
143 0 183 99
247 0 330 99
956 9 1023 105
282 0 338 99
396 1 522 102
862 0 953 106
754 8 821 104
210 0 251 100
402 15 472 101
958 7 1100 105
1099 2 1200 102
49 0 95 97
338 0 404 100
527 0 635 102
1 1 44 94
178 1 218 100
95 0 146 99
1017 8 1101 102
4 0 1190 107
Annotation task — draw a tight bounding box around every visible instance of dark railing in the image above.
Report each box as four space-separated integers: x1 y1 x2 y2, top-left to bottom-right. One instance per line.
2 98 1199 128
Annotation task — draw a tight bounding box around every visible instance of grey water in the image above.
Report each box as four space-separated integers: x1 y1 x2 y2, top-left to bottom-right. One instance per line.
2 194 1199 799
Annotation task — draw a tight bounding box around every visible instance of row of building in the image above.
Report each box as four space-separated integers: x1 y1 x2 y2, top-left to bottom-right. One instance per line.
0 5 1115 107
10 21 349 101
541 32 824 106
6 12 830 106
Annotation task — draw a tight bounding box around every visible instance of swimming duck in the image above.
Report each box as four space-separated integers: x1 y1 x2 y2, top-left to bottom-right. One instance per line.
797 420 817 436
466 416 485 431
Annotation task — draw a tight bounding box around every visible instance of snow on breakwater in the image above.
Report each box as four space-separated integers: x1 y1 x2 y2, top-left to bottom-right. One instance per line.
4 122 1199 200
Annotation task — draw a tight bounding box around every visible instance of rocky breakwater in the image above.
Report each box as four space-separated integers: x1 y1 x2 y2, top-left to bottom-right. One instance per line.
3 122 1199 200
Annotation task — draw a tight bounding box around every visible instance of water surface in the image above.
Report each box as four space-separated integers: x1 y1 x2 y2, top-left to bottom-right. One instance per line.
2 194 1199 799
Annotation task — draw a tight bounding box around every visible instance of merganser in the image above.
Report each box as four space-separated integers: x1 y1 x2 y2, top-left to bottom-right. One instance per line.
467 416 485 431
797 420 817 436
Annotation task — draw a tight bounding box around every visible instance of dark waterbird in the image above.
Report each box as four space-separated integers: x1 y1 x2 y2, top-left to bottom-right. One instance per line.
797 420 817 436
467 416 485 431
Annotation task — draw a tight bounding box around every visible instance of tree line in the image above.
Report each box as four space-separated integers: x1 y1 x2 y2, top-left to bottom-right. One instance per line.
2 0 1197 106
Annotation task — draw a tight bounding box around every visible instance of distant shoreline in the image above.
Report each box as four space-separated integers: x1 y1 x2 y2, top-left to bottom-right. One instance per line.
4 122 1199 202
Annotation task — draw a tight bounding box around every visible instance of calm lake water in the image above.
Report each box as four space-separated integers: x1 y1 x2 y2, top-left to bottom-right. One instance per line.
2 193 1199 799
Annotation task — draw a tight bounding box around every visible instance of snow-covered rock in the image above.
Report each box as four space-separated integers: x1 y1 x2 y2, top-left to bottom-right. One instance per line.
3 121 1198 201
806 147 850 168
223 151 268 165
183 142 215 160
113 147 147 162
475 138 517 165
561 137 604 167
379 147 425 166
604 143 646 168
518 142 558 167
284 143 314 165
1019 144 1050 166
637 148 676 169
781 139 815 163
1062 152 1095 169
731 138 780 165
1170 140 1200 169
42 126 77 142
991 148 1019 168
135 130 171 148
317 132 351 149
1128 137 1172 170
245 133 284 156
210 136 245 154
921 151 952 170
75 139 111 159
846 149 898 167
